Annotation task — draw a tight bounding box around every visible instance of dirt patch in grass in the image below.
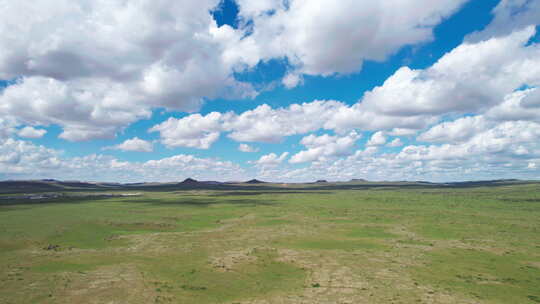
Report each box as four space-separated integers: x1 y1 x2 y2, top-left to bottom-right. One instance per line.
210 248 258 272
120 232 194 254
52 264 158 304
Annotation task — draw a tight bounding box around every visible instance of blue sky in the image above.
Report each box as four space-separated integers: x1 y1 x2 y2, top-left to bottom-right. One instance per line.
0 0 539 182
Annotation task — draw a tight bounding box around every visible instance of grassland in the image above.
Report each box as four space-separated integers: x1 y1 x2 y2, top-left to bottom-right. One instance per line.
1 181 539 303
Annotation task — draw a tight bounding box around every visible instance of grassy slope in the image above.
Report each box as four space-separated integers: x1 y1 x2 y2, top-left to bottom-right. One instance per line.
0 183 539 303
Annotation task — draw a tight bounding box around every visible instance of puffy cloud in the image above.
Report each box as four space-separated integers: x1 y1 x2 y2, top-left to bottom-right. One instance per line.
521 88 540 108
0 73 150 142
234 0 467 77
262 120 540 183
3 116 540 182
387 138 404 147
467 0 540 41
3 0 528 145
6 0 463 142
0 138 245 182
321 101 437 133
417 116 489 143
357 26 540 117
148 101 333 147
289 131 360 163
141 155 244 181
486 88 540 122
387 128 418 136
0 118 18 139
151 98 432 149
2 0 540 183
0 0 256 141
399 121 540 162
149 4 540 148
367 131 387 146
245 106 540 182
150 24 540 151
149 112 223 149
282 72 303 89
238 143 259 153
17 126 47 139
262 26 540 143
152 101 349 148
234 0 280 18
418 88 540 145
252 152 289 167
0 138 61 174
224 102 346 142
2 0 538 147
105 137 153 153
0 0 247 85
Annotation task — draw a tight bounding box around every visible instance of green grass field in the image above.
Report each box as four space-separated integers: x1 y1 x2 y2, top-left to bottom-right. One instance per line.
1 182 539 303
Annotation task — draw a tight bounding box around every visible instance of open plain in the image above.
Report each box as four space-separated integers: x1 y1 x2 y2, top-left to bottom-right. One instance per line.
1 180 539 304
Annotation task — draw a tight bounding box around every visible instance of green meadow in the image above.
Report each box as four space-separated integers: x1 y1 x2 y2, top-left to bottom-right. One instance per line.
1 182 539 303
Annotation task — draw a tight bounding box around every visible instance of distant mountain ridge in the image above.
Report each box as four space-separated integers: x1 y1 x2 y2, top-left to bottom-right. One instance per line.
0 178 531 195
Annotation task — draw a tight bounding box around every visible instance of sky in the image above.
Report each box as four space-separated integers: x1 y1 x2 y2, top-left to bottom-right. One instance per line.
1 0 540 183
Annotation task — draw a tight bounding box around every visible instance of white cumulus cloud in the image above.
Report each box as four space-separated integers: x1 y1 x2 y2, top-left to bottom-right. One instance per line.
387 138 404 147
0 138 245 182
367 131 387 146
290 131 360 163
17 126 47 139
252 152 289 167
234 0 468 76
149 113 223 149
0 0 256 141
358 26 540 117
238 143 259 153
106 137 153 153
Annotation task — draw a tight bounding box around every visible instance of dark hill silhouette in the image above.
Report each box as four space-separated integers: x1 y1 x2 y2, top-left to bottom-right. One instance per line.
245 179 266 184
0 180 105 194
180 178 200 185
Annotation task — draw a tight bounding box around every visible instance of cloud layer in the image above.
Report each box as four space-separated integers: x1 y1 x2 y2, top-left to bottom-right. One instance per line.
1 0 539 182
234 0 468 77
0 0 256 141
0 137 244 182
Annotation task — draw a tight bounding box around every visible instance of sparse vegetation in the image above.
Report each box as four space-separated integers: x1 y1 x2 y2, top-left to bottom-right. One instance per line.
0 180 539 303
